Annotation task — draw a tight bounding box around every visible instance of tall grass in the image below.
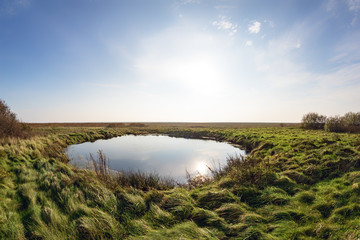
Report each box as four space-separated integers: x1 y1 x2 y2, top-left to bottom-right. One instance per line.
89 150 176 191
89 150 109 181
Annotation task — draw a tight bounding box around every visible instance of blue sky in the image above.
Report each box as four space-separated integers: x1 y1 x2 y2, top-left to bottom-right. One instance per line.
1 0 359 122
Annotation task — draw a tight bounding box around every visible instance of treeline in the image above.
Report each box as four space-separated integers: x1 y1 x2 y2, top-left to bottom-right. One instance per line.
0 99 29 138
301 112 360 133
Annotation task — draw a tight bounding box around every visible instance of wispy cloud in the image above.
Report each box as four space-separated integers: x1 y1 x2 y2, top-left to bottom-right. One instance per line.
324 0 337 12
248 21 261 34
328 30 360 64
0 0 30 15
347 0 360 11
212 15 238 36
347 0 360 25
214 5 235 10
326 0 360 25
264 19 274 28
177 0 200 6
245 40 253 46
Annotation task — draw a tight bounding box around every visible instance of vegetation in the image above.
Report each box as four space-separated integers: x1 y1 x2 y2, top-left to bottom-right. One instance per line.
0 124 359 239
1 102 360 239
0 99 29 138
90 150 176 191
302 112 360 133
324 115 345 133
301 112 327 130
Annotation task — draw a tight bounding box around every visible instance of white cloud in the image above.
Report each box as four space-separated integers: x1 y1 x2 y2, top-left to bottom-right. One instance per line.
347 0 360 11
248 21 261 34
212 16 238 36
245 40 253 46
99 15 360 122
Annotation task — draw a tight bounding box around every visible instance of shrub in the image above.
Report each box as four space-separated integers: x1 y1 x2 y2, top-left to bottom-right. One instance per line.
0 99 28 138
301 112 326 130
324 116 345 133
302 111 360 133
342 112 360 133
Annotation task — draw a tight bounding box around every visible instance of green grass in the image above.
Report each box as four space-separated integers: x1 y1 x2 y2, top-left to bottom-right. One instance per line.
0 125 360 239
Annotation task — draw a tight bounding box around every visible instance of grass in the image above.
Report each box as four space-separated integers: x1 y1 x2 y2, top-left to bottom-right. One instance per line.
0 124 360 239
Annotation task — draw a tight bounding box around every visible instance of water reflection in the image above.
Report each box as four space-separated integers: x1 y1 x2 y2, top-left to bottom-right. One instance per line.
66 135 245 182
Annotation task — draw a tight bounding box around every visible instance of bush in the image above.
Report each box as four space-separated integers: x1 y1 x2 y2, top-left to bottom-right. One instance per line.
324 116 345 133
301 112 326 130
302 111 360 133
0 99 28 138
342 112 360 133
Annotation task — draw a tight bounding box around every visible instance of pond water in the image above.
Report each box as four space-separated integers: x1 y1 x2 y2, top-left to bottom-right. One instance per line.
65 135 245 183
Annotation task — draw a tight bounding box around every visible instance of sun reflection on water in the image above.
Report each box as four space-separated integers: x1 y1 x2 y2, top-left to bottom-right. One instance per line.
195 161 209 175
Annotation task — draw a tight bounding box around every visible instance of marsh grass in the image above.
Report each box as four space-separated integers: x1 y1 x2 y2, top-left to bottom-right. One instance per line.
1 126 360 239
88 149 176 191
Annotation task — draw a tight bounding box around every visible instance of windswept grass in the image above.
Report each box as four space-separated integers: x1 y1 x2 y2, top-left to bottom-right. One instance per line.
0 125 359 239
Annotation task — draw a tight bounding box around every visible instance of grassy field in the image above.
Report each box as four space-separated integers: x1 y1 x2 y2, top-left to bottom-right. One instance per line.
28 122 299 129
1 124 360 239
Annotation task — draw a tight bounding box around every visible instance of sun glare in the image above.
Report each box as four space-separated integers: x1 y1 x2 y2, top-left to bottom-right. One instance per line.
195 161 209 175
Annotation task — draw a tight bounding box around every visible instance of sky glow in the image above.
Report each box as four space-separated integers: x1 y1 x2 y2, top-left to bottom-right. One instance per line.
0 0 360 122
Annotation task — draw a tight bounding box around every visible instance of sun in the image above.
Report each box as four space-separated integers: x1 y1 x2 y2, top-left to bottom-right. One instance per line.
195 161 209 175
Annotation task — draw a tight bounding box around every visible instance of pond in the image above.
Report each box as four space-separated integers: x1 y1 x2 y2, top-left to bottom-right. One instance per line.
65 135 245 183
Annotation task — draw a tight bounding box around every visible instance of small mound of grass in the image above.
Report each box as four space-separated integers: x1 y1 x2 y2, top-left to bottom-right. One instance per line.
331 204 360 221
261 186 291 206
240 213 266 225
191 208 228 231
296 191 316 204
215 203 245 224
314 222 337 239
144 190 164 207
314 202 334 218
76 208 124 239
195 189 238 210
116 190 146 218
127 221 218 240
160 189 195 220
272 210 306 224
144 204 175 229
282 170 313 184
232 186 263 207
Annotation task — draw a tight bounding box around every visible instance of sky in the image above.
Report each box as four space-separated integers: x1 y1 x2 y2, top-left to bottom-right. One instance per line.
0 0 360 123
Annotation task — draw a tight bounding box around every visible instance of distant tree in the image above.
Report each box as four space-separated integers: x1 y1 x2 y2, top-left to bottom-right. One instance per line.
342 112 360 133
324 116 345 133
301 112 327 130
0 99 27 138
